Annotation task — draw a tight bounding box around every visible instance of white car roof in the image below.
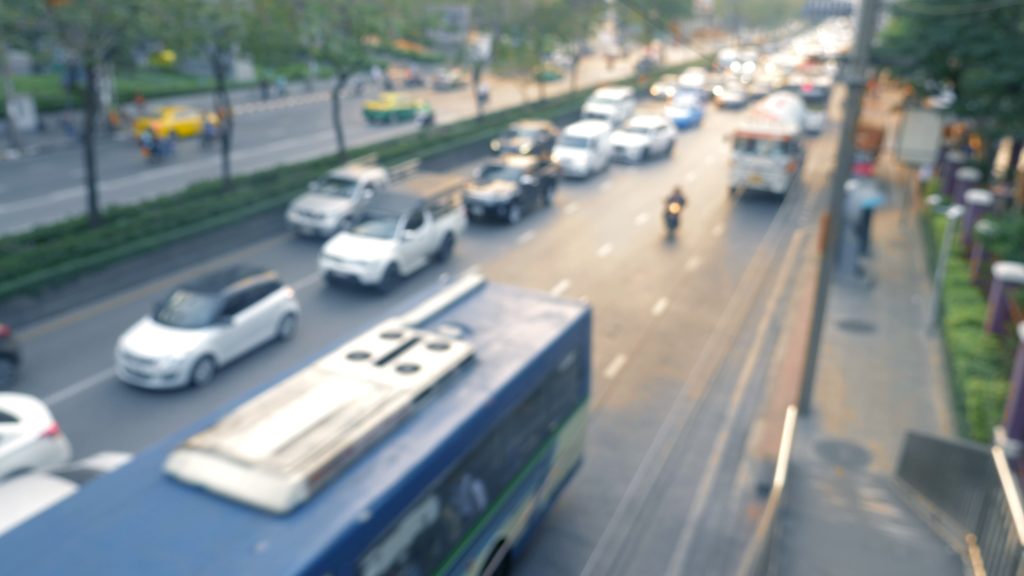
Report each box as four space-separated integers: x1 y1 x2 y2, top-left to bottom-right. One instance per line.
0 392 55 436
563 119 612 138
625 115 667 129
592 86 634 101
326 164 383 180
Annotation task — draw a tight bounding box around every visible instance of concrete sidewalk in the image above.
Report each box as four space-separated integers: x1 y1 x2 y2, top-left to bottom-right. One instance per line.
771 207 962 575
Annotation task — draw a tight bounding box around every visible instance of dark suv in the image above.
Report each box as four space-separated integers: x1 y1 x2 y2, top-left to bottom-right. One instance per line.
0 324 19 389
489 120 559 159
464 154 559 224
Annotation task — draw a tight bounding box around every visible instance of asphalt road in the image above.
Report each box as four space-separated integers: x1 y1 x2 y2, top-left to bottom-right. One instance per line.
10 91 837 573
0 47 699 234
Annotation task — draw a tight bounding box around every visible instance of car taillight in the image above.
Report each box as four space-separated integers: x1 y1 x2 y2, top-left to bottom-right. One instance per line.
42 422 62 438
0 324 9 338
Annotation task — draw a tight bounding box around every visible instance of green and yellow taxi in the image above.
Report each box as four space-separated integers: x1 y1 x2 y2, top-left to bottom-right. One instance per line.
362 92 433 124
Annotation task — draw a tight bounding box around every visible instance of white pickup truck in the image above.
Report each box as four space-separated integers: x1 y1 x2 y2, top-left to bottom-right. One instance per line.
318 172 468 291
285 159 390 237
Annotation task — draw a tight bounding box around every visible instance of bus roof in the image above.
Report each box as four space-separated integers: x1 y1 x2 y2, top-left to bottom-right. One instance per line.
0 278 590 576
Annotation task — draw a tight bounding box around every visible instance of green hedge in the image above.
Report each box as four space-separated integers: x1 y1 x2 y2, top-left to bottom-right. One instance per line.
0 58 698 301
928 212 1013 442
1 72 258 117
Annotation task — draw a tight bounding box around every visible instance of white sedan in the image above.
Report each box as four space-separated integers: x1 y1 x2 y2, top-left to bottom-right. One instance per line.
609 115 677 163
115 265 300 389
0 392 72 479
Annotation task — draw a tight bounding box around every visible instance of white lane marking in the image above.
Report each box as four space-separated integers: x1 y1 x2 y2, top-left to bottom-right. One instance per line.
603 354 628 380
596 242 614 258
711 223 725 237
517 230 536 245
685 171 696 184
45 367 115 406
651 297 670 317
685 256 702 272
292 271 322 291
634 212 650 226
563 202 580 215
550 278 572 297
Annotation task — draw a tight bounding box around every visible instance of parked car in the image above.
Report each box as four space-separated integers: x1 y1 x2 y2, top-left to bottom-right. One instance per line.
664 92 705 129
609 114 677 163
319 173 468 291
0 451 131 537
432 67 468 91
115 266 301 389
552 119 614 179
132 105 219 140
581 85 637 126
464 154 559 224
649 73 681 99
0 393 72 480
286 161 390 237
489 119 560 158
362 93 433 124
0 324 19 389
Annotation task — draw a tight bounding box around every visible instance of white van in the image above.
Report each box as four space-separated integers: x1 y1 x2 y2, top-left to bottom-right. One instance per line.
581 86 636 126
728 92 805 197
552 120 613 179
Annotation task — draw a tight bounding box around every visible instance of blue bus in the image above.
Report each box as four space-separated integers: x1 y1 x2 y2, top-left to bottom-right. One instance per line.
0 275 591 576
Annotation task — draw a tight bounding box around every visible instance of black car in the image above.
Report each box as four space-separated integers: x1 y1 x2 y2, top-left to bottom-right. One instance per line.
464 154 559 224
0 323 19 389
489 120 559 158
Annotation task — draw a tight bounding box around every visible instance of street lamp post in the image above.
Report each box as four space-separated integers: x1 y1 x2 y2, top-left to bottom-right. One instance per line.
930 204 965 331
798 0 883 414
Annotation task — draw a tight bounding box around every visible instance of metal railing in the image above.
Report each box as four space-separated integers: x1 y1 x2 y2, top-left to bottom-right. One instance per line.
738 404 800 576
897 432 1024 576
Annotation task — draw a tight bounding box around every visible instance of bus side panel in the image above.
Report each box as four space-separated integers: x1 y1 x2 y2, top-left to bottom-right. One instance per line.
450 311 590 575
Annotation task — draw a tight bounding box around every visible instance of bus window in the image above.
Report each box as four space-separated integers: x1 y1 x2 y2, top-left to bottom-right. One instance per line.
360 345 584 576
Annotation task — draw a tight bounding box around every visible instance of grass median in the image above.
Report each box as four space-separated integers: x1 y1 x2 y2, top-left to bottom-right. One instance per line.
0 60 698 303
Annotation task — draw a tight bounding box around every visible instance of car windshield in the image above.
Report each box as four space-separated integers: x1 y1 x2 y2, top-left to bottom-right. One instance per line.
479 165 523 182
504 128 542 141
349 211 400 239
557 135 590 149
624 125 652 136
672 94 700 108
313 176 359 198
735 137 793 156
153 290 221 328
589 97 622 106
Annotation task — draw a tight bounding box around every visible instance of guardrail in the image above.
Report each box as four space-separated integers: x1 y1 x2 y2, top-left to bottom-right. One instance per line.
738 404 799 576
897 432 1024 576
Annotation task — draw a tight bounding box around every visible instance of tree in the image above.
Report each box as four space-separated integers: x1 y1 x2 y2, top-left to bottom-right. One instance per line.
876 0 1024 180
544 0 604 93
293 0 385 159
44 0 148 225
153 0 252 191
621 0 693 60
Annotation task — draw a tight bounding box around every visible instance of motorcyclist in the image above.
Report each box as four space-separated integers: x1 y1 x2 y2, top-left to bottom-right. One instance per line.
665 186 687 211
664 186 686 237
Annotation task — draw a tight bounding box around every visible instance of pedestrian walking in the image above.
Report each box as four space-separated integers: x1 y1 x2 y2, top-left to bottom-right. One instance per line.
476 81 490 110
201 117 216 149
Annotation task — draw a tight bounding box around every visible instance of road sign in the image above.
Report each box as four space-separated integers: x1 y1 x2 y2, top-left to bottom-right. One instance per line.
894 108 943 166
5 93 38 132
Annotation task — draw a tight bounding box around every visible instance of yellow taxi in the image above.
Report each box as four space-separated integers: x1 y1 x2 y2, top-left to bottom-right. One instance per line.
362 92 432 124
132 105 219 139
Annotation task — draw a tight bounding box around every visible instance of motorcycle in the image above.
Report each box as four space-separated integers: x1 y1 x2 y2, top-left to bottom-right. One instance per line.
664 199 684 238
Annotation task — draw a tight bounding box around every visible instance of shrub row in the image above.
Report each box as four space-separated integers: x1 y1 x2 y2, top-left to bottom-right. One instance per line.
0 59 696 302
927 212 1014 442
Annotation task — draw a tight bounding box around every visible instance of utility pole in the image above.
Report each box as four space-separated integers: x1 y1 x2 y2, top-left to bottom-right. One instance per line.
799 0 882 414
